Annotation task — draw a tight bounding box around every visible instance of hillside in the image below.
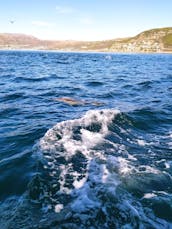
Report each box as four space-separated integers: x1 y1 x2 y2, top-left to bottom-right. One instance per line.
0 33 41 48
110 27 172 52
0 27 172 52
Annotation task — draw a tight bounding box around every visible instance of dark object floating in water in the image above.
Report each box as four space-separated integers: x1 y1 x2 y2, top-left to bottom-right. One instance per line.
54 97 104 106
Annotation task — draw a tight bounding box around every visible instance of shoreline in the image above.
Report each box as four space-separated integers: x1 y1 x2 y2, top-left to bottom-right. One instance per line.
0 48 172 54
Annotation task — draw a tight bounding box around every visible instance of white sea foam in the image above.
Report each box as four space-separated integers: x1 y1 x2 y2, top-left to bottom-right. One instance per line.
40 109 121 195
164 160 172 170
38 109 172 228
40 109 120 157
143 193 157 199
73 176 87 189
55 204 64 213
40 108 163 197
137 139 146 146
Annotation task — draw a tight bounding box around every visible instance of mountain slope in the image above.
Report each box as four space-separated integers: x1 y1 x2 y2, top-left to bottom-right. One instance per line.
0 33 40 48
110 27 172 52
0 27 172 52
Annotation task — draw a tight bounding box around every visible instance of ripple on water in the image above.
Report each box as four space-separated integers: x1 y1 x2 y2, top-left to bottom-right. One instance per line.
0 52 172 228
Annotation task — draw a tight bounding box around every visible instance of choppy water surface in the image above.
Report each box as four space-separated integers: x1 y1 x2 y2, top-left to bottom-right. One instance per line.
0 51 172 228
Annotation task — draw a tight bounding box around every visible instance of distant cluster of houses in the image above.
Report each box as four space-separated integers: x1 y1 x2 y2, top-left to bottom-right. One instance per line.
110 30 171 53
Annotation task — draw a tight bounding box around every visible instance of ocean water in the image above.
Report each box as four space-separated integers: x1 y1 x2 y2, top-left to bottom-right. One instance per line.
0 51 172 229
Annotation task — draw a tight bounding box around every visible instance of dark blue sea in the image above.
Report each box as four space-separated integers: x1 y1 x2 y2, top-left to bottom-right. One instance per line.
0 51 172 229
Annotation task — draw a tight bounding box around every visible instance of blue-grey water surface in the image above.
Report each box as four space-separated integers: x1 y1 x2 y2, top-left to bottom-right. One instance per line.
0 51 172 229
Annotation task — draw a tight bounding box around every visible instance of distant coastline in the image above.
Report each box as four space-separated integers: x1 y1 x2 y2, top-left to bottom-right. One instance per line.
0 27 172 53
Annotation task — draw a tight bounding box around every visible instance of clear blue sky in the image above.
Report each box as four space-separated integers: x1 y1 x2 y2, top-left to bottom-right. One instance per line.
0 0 171 41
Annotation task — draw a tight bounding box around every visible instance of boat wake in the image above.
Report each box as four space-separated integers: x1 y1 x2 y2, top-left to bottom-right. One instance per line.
32 108 172 228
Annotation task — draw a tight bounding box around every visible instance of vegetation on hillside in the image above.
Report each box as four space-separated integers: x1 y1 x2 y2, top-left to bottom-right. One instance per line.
162 34 172 47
